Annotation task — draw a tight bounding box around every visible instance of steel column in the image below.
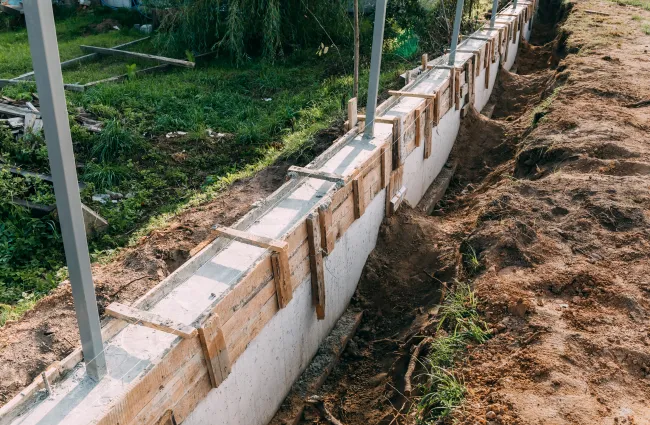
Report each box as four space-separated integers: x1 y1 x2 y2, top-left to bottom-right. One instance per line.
363 0 388 139
23 0 106 381
448 0 465 66
490 0 499 28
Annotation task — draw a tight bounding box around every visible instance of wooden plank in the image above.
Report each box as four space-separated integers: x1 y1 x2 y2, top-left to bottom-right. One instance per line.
390 186 407 215
347 97 357 131
127 351 205 425
352 175 365 219
391 116 401 169
357 114 396 124
285 219 309 257
105 302 197 338
272 251 293 308
332 194 355 239
287 166 345 184
213 255 273 325
213 226 287 252
306 213 326 320
198 313 231 388
454 68 461 111
424 99 433 160
79 45 196 68
388 90 436 100
385 167 404 218
318 201 336 255
415 103 425 147
361 163 382 209
11 37 151 81
228 287 279 362
96 336 201 425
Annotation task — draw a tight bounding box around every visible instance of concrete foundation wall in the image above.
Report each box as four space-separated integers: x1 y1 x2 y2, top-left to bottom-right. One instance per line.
2 3 537 425
186 7 534 425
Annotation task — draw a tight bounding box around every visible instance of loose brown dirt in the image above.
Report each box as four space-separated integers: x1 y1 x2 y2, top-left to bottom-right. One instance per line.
0 122 345 406
299 1 650 424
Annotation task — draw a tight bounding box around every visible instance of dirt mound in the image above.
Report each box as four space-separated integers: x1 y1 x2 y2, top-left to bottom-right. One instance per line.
300 1 650 424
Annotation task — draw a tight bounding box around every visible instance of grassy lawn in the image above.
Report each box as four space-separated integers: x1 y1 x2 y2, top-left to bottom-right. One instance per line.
0 7 414 319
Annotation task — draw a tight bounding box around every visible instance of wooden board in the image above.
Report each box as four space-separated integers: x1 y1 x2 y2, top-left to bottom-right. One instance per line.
198 313 231 387
105 303 197 338
213 226 287 252
288 166 345 184
352 175 365 219
306 213 326 320
385 167 404 218
96 336 202 425
79 45 195 68
271 251 293 308
213 255 274 325
424 99 433 160
318 200 336 255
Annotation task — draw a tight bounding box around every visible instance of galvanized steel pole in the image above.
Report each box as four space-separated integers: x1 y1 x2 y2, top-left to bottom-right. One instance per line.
490 0 499 28
23 0 107 381
363 0 388 139
448 0 465 66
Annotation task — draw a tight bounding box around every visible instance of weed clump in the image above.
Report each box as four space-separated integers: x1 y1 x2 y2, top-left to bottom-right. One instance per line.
416 283 490 423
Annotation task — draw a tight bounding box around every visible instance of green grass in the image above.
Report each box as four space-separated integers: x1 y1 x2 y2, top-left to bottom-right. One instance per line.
643 23 650 34
0 8 412 311
415 283 490 423
0 8 145 79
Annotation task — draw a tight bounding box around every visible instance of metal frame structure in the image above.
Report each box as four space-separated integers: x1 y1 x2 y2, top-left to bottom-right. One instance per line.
23 0 106 381
363 0 388 139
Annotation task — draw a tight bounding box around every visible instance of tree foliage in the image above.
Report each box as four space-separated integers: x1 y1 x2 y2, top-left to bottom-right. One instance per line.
146 0 352 62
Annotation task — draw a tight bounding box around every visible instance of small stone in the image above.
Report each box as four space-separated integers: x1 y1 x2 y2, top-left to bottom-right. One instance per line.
486 410 497 420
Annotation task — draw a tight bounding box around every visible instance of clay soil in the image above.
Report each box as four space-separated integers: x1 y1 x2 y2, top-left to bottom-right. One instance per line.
300 1 650 424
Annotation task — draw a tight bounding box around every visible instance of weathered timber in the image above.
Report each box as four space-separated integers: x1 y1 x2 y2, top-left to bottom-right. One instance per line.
105 302 197 338
79 45 195 68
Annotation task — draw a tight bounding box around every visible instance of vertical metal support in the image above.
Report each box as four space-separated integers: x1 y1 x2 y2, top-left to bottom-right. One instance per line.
490 0 499 28
363 0 388 139
24 0 106 381
514 0 518 8
448 0 465 66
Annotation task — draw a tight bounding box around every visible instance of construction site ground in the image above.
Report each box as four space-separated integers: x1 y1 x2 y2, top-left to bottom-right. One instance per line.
297 0 650 424
2 0 650 423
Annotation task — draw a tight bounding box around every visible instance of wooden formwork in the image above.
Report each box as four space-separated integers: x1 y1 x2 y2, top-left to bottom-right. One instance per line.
0 5 535 425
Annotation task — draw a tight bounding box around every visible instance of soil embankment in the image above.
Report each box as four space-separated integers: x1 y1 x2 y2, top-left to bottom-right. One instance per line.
300 1 650 424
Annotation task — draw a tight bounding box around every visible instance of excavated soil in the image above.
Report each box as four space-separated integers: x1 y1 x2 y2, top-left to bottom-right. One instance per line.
0 122 344 405
300 1 650 424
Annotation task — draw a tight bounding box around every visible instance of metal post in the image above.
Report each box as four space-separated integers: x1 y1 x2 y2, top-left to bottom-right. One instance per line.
514 0 518 8
490 0 499 28
448 0 465 66
363 0 388 139
24 0 106 381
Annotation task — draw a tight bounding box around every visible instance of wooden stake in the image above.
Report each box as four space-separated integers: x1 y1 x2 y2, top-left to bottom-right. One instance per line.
318 201 335 255
306 213 326 320
421 53 428 71
391 116 401 169
271 251 293 308
424 100 433 159
347 98 358 131
352 176 365 219
198 313 231 387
